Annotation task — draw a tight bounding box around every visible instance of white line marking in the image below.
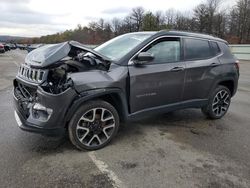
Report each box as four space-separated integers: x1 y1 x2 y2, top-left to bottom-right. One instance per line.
6 53 19 67
12 60 19 67
88 151 125 188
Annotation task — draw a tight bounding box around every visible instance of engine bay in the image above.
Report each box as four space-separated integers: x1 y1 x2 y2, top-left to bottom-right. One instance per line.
41 52 110 94
17 41 112 95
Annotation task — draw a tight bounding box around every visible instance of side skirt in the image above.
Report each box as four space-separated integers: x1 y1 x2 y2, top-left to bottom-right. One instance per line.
126 99 208 121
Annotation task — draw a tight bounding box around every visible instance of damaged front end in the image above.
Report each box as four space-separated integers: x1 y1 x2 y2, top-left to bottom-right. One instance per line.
13 41 111 136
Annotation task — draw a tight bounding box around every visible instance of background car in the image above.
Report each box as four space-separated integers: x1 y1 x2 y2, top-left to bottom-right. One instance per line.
26 44 44 53
16 44 26 50
8 44 16 50
0 43 5 53
3 43 10 51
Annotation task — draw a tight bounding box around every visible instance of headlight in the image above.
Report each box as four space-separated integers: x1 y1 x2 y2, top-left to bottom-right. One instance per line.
33 103 53 121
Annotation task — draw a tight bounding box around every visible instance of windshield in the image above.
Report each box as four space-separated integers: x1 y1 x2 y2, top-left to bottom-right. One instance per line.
94 32 155 61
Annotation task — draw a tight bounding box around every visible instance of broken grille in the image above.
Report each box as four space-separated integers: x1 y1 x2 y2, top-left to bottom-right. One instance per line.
18 64 46 83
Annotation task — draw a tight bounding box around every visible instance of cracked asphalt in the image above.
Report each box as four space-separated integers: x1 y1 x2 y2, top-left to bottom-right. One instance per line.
0 50 250 188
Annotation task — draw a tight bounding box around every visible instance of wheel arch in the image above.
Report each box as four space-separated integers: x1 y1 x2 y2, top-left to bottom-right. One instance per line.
217 80 234 96
64 88 129 126
210 77 237 98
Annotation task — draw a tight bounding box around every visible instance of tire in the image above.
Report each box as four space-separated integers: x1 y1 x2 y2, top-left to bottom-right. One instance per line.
201 85 231 119
68 100 120 150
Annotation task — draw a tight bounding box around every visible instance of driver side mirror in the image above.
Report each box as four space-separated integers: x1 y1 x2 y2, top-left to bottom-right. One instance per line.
134 52 154 65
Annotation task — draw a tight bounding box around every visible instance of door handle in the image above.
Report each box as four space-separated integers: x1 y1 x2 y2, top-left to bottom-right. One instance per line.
170 66 184 72
210 62 220 67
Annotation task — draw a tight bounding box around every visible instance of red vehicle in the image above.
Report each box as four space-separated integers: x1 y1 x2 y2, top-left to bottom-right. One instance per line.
0 43 5 53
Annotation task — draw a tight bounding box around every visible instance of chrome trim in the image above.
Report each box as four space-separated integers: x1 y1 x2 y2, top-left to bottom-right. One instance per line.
14 111 22 127
17 64 46 83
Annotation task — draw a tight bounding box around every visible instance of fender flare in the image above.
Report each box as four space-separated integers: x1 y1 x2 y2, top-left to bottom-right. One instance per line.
64 88 129 123
209 76 237 97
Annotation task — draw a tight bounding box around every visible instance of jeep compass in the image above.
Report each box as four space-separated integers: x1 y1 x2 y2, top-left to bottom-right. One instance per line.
13 31 239 150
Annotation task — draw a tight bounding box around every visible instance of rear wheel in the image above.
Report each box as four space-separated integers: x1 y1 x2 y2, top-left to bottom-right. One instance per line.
68 100 119 150
201 85 231 119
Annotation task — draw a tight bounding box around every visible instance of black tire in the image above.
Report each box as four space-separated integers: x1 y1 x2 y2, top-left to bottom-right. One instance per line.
201 85 231 119
68 100 120 150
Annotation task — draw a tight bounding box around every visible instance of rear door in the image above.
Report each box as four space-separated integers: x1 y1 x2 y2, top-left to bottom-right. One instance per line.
128 37 186 113
182 38 221 100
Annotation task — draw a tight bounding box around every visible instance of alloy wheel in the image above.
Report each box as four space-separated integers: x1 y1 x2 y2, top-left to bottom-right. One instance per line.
212 90 230 117
76 107 115 147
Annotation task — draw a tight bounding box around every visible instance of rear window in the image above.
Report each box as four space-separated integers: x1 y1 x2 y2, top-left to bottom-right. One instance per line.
210 41 221 56
184 38 211 60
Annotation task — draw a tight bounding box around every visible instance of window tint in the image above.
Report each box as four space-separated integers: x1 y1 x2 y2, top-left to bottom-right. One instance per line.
184 38 211 60
145 39 180 63
210 41 221 56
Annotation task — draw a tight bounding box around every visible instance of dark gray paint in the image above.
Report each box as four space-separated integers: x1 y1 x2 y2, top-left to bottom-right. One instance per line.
128 62 186 113
13 30 239 135
25 41 111 68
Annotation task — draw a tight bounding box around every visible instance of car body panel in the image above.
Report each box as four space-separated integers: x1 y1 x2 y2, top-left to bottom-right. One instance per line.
128 62 186 113
183 56 222 100
25 41 111 68
70 65 128 93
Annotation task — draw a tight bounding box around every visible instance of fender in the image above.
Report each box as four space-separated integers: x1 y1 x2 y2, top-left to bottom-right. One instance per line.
64 88 129 123
209 76 237 97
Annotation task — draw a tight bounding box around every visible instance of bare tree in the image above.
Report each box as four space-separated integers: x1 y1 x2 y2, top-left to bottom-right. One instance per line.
29 0 250 45
228 0 250 43
155 11 166 29
111 18 122 35
130 7 145 31
165 9 176 29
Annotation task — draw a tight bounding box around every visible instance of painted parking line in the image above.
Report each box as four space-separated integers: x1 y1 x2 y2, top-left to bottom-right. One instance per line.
88 151 125 188
12 60 19 67
5 53 19 67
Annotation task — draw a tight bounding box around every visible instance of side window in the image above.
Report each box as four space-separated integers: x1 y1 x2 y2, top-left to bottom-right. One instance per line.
210 41 221 56
184 38 211 60
144 38 181 63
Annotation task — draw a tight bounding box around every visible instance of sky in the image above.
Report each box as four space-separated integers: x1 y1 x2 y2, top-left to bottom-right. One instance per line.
0 0 237 37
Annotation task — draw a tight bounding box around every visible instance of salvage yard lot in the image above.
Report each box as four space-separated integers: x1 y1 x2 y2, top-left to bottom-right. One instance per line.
0 50 250 188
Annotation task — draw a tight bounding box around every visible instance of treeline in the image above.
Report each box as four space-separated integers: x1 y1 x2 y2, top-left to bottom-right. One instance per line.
24 0 250 44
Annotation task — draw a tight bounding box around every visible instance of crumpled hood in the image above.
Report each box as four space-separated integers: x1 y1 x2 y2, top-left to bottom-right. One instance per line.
25 41 110 68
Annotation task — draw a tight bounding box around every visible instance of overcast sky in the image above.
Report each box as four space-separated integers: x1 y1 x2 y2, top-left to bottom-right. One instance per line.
0 0 236 37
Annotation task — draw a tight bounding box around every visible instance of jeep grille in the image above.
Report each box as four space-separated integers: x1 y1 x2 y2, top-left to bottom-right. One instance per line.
18 64 46 83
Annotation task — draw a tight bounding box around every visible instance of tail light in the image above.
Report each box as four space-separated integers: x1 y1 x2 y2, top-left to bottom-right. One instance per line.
235 60 239 70
235 59 240 75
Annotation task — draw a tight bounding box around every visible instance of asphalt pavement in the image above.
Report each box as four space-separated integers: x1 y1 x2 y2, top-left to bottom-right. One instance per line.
0 50 250 188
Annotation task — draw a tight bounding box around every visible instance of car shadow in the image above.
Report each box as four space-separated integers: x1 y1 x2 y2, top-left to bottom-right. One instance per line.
24 108 229 154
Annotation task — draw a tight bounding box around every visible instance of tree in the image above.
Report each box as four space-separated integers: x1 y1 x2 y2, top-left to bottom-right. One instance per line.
24 0 250 45
142 12 158 31
228 0 250 43
193 4 209 32
130 7 145 31
206 0 221 33
155 11 166 29
165 9 176 29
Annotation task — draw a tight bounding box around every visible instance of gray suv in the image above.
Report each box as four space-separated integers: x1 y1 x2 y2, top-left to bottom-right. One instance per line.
13 31 239 150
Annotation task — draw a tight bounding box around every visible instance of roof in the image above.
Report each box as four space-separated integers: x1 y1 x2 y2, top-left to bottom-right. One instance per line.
157 30 227 43
126 30 227 43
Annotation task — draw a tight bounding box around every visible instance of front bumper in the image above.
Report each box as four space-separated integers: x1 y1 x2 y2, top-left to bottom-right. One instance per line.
14 110 65 136
13 78 78 136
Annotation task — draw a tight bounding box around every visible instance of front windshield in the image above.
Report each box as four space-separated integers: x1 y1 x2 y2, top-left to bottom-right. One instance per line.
94 32 155 61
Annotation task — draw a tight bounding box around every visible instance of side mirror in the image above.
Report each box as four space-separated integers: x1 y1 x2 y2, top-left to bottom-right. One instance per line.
134 52 154 65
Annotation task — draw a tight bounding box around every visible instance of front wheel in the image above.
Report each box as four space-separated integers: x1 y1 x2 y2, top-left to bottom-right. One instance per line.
201 85 231 119
68 100 120 150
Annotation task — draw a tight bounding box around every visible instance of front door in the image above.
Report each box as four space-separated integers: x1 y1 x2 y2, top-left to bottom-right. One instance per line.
128 37 186 113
